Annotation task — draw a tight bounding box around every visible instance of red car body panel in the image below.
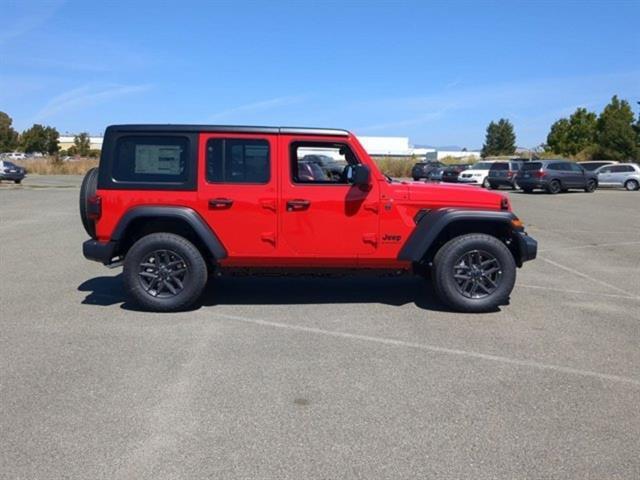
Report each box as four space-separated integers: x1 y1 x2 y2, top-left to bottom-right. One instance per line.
95 131 508 269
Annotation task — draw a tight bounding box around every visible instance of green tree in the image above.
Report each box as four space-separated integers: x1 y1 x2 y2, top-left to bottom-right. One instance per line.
546 108 597 157
74 132 91 156
20 124 59 155
0 111 19 152
595 95 638 160
481 119 516 157
546 118 570 155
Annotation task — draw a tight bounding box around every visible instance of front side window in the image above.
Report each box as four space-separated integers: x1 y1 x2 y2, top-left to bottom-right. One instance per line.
290 142 358 184
206 138 270 183
113 136 189 183
568 163 583 172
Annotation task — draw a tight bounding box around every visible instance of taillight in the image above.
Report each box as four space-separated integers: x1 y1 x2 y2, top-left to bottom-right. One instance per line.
507 171 514 178
535 170 545 178
500 197 510 210
87 195 101 220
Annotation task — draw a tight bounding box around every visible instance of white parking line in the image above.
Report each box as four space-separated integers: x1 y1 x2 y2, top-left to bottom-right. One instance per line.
539 256 639 298
519 284 640 301
215 313 640 387
538 240 640 253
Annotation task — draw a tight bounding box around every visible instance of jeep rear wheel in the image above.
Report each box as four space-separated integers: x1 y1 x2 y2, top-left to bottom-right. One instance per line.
123 233 208 312
624 179 639 191
431 234 516 312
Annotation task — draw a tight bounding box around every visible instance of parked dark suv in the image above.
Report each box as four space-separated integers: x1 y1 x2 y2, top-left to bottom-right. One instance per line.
487 161 524 190
441 164 471 183
516 160 598 194
411 161 444 181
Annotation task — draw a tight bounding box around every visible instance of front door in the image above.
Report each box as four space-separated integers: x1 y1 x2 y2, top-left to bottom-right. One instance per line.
279 136 379 262
197 133 278 259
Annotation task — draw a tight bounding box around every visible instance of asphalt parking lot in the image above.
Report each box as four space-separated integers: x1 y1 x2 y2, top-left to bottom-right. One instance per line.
1 177 639 479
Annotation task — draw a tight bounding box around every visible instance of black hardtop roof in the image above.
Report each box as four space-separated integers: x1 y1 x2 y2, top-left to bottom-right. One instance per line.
105 124 350 136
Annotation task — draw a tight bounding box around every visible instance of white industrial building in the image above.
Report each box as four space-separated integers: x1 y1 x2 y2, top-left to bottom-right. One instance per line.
358 136 479 161
58 136 103 150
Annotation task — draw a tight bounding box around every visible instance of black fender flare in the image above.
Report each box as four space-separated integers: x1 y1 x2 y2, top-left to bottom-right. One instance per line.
112 206 227 259
397 208 517 262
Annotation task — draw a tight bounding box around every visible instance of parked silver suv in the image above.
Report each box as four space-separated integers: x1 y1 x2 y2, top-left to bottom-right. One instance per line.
596 163 640 191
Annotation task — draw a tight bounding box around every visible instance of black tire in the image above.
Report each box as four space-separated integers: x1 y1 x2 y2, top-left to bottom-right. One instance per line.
624 179 639 191
488 182 497 190
79 167 99 239
412 176 420 181
546 180 561 194
14 179 21 184
431 233 516 313
584 179 597 193
521 188 533 193
482 178 491 188
123 233 208 312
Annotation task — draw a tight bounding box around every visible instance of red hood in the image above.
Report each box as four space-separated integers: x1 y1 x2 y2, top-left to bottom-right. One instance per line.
388 180 508 210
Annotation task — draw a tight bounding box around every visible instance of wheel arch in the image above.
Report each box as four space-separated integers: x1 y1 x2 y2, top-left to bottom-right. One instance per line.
111 206 227 262
398 209 525 267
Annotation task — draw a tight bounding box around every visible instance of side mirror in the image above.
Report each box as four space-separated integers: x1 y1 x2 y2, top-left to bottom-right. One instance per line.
346 164 371 186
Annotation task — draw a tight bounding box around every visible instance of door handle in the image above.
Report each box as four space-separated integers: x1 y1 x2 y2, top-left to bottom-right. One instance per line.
286 199 310 211
209 198 234 209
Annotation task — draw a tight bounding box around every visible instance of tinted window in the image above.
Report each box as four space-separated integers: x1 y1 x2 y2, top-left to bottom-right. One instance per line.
581 162 609 171
547 163 562 171
291 143 356 184
599 167 612 173
611 165 634 173
522 162 542 171
568 163 583 172
113 136 189 183
473 162 493 170
206 139 269 183
490 162 509 170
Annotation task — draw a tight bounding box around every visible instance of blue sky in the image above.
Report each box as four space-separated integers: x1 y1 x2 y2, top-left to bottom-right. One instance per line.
1 0 639 148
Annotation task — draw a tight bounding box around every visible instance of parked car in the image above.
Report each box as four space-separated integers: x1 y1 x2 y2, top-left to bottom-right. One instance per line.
0 160 27 183
411 161 444 181
427 167 445 181
515 160 598 194
577 160 618 172
487 161 524 190
2 152 27 161
80 124 536 313
458 161 496 188
441 164 471 183
596 163 640 191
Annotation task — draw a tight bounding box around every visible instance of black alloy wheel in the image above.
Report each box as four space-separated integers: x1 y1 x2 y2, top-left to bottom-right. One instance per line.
453 249 503 299
138 249 188 298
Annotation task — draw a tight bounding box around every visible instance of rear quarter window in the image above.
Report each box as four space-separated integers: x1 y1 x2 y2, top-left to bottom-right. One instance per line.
100 132 198 190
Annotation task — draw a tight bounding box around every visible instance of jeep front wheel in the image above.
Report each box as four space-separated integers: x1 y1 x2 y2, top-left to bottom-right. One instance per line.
123 233 208 312
431 234 516 312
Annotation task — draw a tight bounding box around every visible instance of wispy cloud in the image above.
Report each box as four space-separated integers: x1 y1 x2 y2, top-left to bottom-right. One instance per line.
35 84 152 120
0 0 66 45
209 96 305 121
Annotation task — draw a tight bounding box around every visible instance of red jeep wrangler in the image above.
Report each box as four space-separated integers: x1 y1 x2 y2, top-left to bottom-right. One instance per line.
80 125 537 312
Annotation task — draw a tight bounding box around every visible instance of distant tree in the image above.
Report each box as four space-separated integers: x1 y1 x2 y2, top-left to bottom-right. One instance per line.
595 96 638 160
547 108 597 157
74 132 91 156
0 111 19 152
20 124 59 155
481 119 516 157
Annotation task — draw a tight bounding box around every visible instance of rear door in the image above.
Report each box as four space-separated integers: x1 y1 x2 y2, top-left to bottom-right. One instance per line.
279 136 379 262
597 166 614 185
610 165 632 185
197 133 278 259
566 162 586 187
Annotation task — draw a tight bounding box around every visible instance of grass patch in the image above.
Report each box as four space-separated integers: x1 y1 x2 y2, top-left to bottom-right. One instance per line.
16 157 98 175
